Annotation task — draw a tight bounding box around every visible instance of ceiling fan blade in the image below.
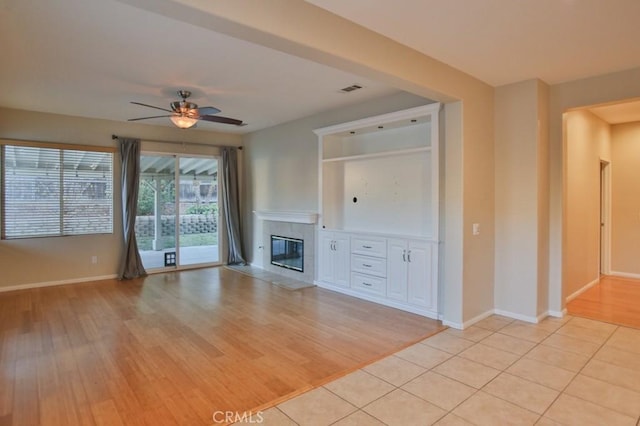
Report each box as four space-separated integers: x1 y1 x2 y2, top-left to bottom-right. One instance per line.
130 101 173 113
127 115 173 122
198 115 244 126
196 106 221 115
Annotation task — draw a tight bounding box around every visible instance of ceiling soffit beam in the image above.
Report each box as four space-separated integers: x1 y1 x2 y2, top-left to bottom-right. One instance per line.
115 0 491 103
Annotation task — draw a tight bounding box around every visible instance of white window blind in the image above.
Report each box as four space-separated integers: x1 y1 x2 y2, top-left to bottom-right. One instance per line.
2 145 113 239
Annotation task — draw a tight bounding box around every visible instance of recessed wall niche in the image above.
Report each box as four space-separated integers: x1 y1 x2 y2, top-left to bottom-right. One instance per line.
318 104 439 239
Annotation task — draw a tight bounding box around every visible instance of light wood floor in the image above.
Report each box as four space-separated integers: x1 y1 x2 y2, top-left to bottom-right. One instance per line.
567 275 640 329
0 267 444 425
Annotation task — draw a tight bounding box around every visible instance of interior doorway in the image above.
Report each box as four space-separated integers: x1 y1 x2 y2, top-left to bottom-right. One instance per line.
563 98 640 318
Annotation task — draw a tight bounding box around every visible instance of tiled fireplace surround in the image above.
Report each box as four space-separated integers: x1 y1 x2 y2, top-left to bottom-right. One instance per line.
257 211 317 285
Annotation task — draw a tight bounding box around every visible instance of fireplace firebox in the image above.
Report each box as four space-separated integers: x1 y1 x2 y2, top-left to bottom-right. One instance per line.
271 235 303 272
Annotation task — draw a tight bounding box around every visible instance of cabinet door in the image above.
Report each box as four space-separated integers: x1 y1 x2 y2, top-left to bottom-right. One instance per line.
318 231 336 284
387 238 408 301
407 241 433 308
333 233 351 287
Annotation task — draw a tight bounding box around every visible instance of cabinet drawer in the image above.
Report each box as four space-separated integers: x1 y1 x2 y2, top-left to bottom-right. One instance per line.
351 236 386 257
351 272 386 296
351 254 386 277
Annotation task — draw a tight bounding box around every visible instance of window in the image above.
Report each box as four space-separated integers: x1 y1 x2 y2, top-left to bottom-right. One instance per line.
1 143 114 239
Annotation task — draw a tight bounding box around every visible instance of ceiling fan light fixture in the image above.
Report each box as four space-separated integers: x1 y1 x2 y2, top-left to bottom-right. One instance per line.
170 115 198 129
129 89 241 127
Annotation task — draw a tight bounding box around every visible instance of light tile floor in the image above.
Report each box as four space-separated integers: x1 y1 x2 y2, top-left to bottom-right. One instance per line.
237 314 640 425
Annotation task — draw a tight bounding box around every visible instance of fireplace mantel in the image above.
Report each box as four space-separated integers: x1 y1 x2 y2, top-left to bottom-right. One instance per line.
254 210 318 224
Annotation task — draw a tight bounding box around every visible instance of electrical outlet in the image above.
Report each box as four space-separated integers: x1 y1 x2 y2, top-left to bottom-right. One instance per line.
472 223 480 236
91 256 98 264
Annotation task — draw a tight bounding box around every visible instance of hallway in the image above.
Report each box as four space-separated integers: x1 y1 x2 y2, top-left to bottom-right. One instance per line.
567 275 640 329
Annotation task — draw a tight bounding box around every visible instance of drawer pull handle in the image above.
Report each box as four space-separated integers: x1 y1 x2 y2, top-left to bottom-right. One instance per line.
362 245 373 249
362 263 372 268
362 282 373 287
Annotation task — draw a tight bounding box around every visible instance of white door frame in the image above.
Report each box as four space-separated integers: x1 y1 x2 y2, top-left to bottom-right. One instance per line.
600 159 611 275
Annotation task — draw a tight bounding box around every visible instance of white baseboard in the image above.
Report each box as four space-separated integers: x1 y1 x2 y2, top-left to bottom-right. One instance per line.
547 307 567 318
609 271 640 280
465 309 495 329
445 307 568 329
536 311 550 322
441 319 463 329
315 280 439 321
446 308 547 329
547 308 568 318
566 277 600 303
0 274 118 293
494 309 540 324
442 309 494 330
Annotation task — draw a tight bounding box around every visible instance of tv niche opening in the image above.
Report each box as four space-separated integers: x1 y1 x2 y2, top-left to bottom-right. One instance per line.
271 235 303 272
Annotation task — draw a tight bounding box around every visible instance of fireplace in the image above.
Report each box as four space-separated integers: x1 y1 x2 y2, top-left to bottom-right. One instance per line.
257 214 315 284
271 235 304 272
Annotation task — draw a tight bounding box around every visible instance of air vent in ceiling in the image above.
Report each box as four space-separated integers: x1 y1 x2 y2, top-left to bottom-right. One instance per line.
340 84 363 93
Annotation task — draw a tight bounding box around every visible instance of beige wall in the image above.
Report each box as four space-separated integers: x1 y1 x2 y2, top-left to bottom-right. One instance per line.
0 107 241 289
537 82 551 315
494 80 543 319
460 94 495 325
442 101 464 323
610 122 640 276
563 110 611 299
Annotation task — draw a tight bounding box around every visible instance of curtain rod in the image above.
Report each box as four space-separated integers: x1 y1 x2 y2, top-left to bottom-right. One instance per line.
111 134 242 150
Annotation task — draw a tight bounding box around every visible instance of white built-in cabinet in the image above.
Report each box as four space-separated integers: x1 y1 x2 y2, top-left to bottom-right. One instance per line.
387 239 437 310
314 104 441 319
318 231 350 287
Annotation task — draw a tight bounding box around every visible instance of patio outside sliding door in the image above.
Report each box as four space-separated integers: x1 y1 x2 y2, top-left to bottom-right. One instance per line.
178 156 219 266
135 154 220 270
135 154 177 270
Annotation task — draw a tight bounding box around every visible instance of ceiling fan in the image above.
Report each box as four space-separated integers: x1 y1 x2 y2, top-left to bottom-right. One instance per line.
128 90 244 128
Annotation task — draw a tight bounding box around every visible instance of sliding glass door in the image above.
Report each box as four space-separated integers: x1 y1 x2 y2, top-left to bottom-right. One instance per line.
135 154 220 270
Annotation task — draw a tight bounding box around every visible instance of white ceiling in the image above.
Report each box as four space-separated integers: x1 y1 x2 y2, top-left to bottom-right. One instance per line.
1 0 640 133
0 0 398 134
307 0 640 87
